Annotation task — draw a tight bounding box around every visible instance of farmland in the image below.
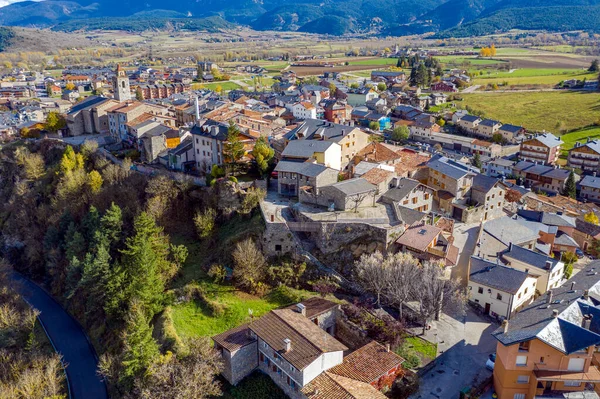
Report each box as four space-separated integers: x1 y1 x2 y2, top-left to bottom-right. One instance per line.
460 91 600 133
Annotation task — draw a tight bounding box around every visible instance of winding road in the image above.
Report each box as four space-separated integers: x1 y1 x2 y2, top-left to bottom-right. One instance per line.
10 272 108 399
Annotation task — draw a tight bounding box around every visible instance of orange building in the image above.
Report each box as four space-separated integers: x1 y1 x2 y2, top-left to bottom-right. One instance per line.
492 263 600 399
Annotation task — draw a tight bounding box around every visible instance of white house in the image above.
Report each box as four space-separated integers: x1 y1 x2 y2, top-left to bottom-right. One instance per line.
501 243 565 293
468 256 537 320
292 102 317 120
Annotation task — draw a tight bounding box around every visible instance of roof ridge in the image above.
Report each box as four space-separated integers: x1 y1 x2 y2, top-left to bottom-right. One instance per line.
324 372 358 398
270 309 328 355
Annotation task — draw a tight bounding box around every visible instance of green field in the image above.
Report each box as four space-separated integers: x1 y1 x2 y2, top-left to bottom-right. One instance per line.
193 81 241 92
171 285 317 338
461 91 600 132
475 68 587 78
437 56 506 66
473 72 597 87
560 127 600 150
348 58 398 66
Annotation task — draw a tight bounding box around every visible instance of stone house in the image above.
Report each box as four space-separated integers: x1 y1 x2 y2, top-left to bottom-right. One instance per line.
519 133 563 165
107 101 171 142
361 168 396 194
573 218 600 253
380 178 434 213
468 256 537 320
213 298 402 399
469 174 507 222
305 178 378 211
274 161 339 197
483 159 515 177
568 139 600 174
427 155 476 202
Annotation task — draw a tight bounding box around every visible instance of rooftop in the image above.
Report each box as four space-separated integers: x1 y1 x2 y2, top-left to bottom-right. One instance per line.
502 243 561 272
329 341 404 384
469 257 529 294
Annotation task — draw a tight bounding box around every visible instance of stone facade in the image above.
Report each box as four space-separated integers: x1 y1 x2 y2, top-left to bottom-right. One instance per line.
220 341 258 385
471 183 506 221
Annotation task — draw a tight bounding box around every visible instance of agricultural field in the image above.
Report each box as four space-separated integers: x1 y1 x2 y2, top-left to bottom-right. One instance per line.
460 91 600 133
192 81 241 92
347 57 398 66
472 71 597 87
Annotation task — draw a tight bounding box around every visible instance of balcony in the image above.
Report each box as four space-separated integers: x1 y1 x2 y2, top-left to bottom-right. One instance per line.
534 363 600 383
535 390 599 399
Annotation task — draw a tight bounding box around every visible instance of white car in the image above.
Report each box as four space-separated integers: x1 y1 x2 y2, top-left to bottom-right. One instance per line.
486 353 496 371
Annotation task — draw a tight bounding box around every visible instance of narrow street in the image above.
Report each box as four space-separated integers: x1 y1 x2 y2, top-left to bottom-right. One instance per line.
10 271 108 399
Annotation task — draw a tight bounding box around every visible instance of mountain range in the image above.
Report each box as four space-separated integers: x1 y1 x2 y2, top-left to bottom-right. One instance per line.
0 0 598 37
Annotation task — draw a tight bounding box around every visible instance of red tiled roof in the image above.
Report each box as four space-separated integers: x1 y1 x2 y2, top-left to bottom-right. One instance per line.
286 297 339 319
329 341 404 384
302 372 387 399
396 223 441 252
361 168 394 185
357 142 400 163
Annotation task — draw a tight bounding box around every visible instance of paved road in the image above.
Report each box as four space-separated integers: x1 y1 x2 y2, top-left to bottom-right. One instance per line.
410 308 496 399
10 272 108 399
461 85 481 93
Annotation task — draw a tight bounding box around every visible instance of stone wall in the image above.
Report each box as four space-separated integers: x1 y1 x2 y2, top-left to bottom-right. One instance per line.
261 220 296 257
223 341 258 385
335 317 370 351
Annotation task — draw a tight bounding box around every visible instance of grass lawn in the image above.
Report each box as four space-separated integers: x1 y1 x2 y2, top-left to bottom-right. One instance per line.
460 91 600 132
171 285 319 338
473 71 596 87
404 336 437 359
560 126 600 150
192 81 241 92
396 335 438 369
347 58 398 66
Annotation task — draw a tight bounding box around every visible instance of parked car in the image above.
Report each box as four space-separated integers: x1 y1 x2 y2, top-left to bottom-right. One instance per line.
486 353 496 371
576 248 585 259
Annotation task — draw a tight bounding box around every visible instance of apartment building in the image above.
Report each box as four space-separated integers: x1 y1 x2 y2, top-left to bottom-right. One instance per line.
501 244 564 293
492 263 600 399
567 139 600 174
519 133 563 165
579 173 600 204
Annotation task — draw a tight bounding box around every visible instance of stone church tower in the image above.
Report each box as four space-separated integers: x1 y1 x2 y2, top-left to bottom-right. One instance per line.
113 64 131 102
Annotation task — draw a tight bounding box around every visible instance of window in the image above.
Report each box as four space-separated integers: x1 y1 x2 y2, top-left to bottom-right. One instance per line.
425 193 430 200
539 357 545 364
478 287 483 294
412 198 417 204
568 358 585 371
496 293 503 301
516 355 527 366
564 381 581 387
403 200 409 205
514 394 525 399
518 341 530 352
259 353 264 362
516 375 529 384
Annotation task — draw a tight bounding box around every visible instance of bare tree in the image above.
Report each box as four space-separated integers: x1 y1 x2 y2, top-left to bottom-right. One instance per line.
384 252 421 321
413 260 466 334
348 191 373 213
355 252 388 307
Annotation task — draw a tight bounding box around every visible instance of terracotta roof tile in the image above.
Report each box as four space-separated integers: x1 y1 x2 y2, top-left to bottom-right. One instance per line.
361 168 394 185
302 372 387 399
329 341 404 384
286 297 339 319
357 142 400 163
396 223 441 252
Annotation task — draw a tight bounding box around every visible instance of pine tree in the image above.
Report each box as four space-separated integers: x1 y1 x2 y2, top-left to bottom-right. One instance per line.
223 121 245 175
409 65 417 86
563 171 577 199
120 300 159 381
472 152 482 169
588 59 599 72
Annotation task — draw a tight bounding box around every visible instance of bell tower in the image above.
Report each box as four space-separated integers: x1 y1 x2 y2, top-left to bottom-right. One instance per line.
113 64 131 102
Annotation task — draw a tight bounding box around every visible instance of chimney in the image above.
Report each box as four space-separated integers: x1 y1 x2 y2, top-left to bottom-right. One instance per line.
583 314 593 330
194 96 200 121
594 172 597 177
283 338 291 353
546 290 553 304
545 260 552 270
296 303 306 317
552 309 559 318
584 290 590 301
386 343 391 353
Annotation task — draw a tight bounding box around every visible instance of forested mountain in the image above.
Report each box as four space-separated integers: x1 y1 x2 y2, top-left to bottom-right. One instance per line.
0 0 599 36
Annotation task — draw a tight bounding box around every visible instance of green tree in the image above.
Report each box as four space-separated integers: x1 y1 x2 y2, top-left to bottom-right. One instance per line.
472 152 482 169
562 171 576 199
369 121 380 131
588 59 599 72
250 136 274 177
492 133 504 144
377 82 387 92
121 300 159 381
437 118 446 127
223 121 245 175
391 125 409 142
45 111 66 133
136 89 144 101
194 208 217 239
232 238 266 292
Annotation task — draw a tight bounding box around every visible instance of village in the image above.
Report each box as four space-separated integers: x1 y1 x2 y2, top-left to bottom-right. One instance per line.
3 44 600 399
